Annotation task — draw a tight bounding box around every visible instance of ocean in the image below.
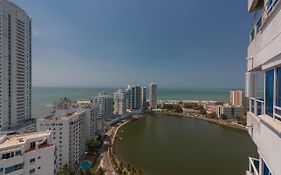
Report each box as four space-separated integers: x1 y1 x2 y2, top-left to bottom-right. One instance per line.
32 87 232 118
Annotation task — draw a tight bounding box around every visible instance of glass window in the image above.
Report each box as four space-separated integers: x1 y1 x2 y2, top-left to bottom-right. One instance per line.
266 69 274 117
263 161 271 175
276 67 281 107
30 158 35 164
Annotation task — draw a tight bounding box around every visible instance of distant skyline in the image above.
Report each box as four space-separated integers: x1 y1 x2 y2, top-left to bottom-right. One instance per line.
13 0 253 88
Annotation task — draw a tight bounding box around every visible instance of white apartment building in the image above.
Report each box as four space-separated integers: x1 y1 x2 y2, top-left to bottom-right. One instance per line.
114 89 127 118
246 0 281 174
0 0 32 131
94 92 113 121
126 85 147 113
149 82 158 109
37 111 86 173
77 102 99 140
0 131 55 175
96 112 105 136
141 87 147 110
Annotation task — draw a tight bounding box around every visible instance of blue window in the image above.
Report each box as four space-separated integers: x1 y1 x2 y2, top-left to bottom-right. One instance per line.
265 69 274 117
263 161 271 175
5 163 23 174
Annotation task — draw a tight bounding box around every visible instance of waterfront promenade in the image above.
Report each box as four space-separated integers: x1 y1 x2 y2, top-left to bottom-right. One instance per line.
98 117 134 175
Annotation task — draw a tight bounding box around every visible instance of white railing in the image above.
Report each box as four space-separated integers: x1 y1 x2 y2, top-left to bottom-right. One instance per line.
273 106 281 121
249 157 259 175
249 98 264 116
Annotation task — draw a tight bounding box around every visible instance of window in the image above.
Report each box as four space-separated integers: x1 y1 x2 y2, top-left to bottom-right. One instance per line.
30 158 35 165
15 150 21 156
263 161 271 175
265 69 274 117
30 169 35 174
30 142 36 149
5 163 23 173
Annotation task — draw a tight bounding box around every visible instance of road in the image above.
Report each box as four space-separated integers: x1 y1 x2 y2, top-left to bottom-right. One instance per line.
99 126 117 175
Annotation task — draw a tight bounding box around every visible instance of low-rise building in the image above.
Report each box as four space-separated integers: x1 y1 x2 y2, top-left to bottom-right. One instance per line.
216 105 244 118
0 131 55 175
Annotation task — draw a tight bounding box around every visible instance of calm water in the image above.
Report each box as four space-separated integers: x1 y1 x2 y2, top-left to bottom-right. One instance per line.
114 114 257 175
32 87 231 118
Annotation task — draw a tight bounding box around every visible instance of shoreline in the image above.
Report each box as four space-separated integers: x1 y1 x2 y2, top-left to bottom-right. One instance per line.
157 111 247 131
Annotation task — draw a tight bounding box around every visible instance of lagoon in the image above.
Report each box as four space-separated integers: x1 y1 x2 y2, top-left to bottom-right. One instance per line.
114 114 257 175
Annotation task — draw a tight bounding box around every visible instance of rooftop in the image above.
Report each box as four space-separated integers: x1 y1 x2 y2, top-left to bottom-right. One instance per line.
42 110 85 121
0 130 51 150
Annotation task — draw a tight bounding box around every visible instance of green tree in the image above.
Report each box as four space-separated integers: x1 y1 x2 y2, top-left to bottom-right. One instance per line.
206 112 217 119
220 114 228 120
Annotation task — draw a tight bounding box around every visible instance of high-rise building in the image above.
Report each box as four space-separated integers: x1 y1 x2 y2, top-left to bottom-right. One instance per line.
126 85 142 110
126 85 147 113
114 89 127 117
149 82 157 109
37 110 86 173
0 131 55 175
141 87 147 110
229 90 245 107
245 0 281 174
94 92 113 121
0 0 32 131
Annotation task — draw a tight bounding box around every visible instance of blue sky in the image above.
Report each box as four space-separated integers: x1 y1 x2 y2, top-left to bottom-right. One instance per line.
13 0 252 88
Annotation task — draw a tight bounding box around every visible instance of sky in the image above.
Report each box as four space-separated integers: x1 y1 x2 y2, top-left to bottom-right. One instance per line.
13 0 253 88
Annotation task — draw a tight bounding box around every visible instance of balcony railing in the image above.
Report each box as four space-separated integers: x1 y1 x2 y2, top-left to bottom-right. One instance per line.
249 98 264 116
248 157 259 175
273 105 281 121
249 0 280 42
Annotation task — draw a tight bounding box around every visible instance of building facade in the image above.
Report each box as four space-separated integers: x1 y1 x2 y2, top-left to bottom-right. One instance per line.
126 85 147 113
246 0 281 174
0 131 55 175
0 0 32 131
149 82 157 109
94 93 113 121
216 105 244 118
113 89 127 117
230 90 245 107
37 111 86 173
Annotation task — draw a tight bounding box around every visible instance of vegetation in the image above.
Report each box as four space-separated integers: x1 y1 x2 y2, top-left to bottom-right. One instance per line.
206 112 218 119
237 116 247 126
86 139 102 152
162 104 183 113
220 114 228 120
183 103 206 115
109 147 143 175
58 165 70 175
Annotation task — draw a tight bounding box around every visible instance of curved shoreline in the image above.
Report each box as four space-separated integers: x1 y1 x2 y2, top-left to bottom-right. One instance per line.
157 111 247 131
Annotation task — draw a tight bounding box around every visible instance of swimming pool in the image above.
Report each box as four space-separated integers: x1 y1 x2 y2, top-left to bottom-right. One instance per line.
80 160 92 170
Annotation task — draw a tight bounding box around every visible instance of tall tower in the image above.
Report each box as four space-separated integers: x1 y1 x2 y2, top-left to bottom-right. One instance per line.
229 90 245 107
149 82 157 109
114 89 127 117
0 0 32 131
95 92 113 121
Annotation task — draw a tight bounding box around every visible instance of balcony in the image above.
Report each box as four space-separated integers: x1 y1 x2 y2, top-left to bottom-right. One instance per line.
247 0 281 71
248 0 264 12
247 157 259 175
249 98 264 116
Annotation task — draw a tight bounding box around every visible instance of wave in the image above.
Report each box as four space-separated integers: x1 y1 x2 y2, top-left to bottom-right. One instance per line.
45 103 53 107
